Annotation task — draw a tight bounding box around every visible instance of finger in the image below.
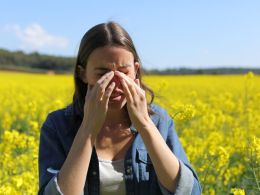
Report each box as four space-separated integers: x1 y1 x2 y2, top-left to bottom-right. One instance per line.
120 78 133 103
134 79 144 95
102 82 116 104
99 71 115 90
93 71 113 92
114 71 131 83
98 74 115 101
97 71 114 84
94 71 114 98
115 71 137 95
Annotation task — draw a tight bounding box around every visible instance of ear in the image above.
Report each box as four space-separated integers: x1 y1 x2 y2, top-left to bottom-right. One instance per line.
77 65 87 83
134 62 140 77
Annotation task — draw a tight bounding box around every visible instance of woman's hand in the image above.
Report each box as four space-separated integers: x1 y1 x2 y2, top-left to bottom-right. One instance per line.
114 71 151 129
82 71 116 138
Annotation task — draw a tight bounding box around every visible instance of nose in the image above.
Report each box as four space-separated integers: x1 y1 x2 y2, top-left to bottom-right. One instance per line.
109 74 122 88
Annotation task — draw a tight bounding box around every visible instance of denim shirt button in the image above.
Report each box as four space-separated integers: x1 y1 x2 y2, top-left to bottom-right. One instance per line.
126 167 132 174
92 171 97 176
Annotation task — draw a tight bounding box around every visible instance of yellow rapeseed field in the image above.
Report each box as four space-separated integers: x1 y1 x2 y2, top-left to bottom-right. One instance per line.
0 70 259 195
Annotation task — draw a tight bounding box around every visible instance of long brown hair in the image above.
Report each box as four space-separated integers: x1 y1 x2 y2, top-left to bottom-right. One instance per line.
72 21 155 120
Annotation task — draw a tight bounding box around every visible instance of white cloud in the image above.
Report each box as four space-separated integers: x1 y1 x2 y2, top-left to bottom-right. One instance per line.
4 23 69 51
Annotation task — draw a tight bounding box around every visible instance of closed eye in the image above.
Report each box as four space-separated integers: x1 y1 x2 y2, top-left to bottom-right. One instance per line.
96 71 128 76
97 72 106 76
96 71 108 76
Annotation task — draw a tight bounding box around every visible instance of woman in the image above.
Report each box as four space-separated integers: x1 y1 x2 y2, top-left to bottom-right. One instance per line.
38 21 201 195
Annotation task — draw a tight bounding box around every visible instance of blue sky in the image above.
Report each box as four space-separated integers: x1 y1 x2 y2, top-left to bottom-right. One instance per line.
0 0 259 70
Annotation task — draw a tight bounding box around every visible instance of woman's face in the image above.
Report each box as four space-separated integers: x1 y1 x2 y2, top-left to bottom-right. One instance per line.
80 46 139 109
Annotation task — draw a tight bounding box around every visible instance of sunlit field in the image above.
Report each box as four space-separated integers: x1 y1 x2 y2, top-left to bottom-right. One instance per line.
0 71 259 194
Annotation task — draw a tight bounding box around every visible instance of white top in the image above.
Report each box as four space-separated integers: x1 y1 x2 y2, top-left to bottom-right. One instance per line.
98 157 126 195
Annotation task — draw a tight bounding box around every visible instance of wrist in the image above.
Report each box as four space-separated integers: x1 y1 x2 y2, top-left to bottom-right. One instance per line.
78 122 97 144
135 116 154 132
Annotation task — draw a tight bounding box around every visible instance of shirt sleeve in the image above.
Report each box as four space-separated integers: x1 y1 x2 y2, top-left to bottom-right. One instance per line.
157 109 202 195
158 160 194 195
43 173 64 195
43 172 85 195
38 113 66 195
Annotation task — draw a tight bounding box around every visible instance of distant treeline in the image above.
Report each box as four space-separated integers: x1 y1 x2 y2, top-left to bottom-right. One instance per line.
0 48 259 74
0 48 74 73
146 67 260 75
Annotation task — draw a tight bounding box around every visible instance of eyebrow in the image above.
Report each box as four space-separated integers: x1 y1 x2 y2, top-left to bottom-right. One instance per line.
95 64 132 71
95 67 110 71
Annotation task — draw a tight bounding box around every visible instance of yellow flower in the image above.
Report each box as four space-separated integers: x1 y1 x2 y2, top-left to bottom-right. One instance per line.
230 188 245 195
1 71 260 193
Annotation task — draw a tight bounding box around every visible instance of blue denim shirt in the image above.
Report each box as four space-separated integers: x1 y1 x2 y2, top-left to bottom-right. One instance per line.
38 103 201 195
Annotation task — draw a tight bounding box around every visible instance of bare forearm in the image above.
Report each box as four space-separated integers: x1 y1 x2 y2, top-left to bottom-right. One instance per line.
138 120 180 192
57 123 95 195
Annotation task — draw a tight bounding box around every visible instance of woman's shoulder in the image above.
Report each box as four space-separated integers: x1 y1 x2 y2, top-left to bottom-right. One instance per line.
41 103 84 137
46 103 75 119
149 103 173 130
150 103 171 119
42 104 74 130
149 103 176 140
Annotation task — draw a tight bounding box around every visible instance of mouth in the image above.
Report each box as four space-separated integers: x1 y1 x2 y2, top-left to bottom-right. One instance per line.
109 90 124 102
110 89 124 98
110 93 123 98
